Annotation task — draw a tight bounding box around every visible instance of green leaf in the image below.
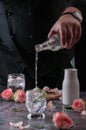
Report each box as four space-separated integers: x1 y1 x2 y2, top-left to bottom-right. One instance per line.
12 108 21 112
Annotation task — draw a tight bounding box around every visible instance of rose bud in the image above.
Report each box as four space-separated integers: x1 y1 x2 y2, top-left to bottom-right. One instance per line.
52 112 73 129
72 98 85 112
1 88 13 100
14 89 26 103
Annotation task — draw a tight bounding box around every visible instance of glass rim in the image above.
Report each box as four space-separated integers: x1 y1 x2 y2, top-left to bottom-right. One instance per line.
8 73 25 77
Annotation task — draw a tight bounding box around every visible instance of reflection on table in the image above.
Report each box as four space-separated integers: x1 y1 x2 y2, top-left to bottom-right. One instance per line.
0 92 86 130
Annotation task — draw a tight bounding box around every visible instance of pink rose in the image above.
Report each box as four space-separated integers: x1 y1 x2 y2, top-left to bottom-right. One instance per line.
52 112 73 129
72 98 85 112
1 88 13 100
14 89 26 103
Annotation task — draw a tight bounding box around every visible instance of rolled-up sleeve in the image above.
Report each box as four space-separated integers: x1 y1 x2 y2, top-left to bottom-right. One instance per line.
67 0 86 23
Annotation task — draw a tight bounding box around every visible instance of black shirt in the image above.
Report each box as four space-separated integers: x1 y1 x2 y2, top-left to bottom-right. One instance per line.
0 0 74 89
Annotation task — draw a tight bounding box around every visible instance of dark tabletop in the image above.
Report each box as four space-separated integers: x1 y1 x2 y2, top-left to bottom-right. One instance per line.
0 92 86 130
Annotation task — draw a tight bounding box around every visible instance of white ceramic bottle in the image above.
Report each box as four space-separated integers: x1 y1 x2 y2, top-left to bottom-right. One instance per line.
62 68 80 108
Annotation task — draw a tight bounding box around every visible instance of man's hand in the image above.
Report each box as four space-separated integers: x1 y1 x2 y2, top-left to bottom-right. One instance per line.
48 7 82 49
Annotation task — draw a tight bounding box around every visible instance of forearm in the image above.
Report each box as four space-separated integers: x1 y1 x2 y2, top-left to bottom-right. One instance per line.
63 7 82 17
66 0 86 24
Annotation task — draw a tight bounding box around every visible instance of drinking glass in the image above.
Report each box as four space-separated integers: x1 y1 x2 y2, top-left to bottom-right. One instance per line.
26 88 46 119
7 73 25 92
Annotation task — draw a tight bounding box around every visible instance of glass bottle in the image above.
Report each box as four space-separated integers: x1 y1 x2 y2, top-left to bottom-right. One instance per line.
62 68 80 108
35 34 63 52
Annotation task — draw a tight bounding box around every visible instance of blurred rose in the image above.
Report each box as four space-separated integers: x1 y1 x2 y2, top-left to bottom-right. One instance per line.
52 112 73 129
1 88 13 100
72 98 85 112
14 89 26 103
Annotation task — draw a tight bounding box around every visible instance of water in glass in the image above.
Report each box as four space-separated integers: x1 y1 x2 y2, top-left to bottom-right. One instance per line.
26 88 46 119
7 73 25 92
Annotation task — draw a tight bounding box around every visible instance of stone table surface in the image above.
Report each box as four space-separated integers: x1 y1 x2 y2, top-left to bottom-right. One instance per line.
0 92 86 130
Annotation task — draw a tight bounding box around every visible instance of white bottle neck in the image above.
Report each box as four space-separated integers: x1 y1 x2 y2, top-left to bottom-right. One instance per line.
64 68 78 80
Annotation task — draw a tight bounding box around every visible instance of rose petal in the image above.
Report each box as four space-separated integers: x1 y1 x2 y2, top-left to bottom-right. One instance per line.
81 110 86 116
19 124 30 129
47 101 55 110
9 121 23 128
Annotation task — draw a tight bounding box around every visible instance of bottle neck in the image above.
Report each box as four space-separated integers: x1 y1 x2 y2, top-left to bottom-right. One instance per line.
35 34 62 52
64 68 78 80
